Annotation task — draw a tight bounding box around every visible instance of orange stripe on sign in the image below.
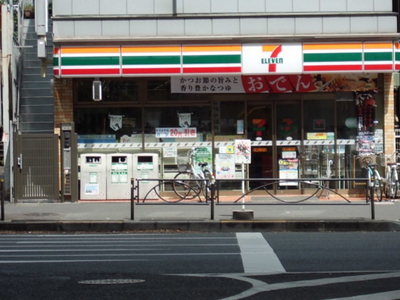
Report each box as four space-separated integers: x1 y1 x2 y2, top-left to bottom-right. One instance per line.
262 45 279 52
182 45 241 52
122 46 181 53
61 47 120 54
394 43 400 50
303 43 362 51
364 42 393 50
53 48 60 55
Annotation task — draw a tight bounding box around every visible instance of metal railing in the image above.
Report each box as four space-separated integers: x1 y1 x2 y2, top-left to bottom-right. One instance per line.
130 177 375 221
130 178 216 221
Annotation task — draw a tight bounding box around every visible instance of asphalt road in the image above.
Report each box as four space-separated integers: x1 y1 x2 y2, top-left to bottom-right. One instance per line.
0 232 400 299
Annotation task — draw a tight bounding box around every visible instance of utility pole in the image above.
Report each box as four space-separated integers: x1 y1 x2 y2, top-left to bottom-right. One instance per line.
1 3 13 201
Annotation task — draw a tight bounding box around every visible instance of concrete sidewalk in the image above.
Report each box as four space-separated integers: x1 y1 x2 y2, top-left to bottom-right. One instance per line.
1 199 400 232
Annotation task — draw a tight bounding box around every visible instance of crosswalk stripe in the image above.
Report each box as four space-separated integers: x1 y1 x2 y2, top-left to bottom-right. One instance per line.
236 232 286 274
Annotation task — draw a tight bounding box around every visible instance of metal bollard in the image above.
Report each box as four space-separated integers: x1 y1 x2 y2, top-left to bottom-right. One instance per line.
1 178 4 221
210 183 215 221
370 185 375 220
130 178 135 221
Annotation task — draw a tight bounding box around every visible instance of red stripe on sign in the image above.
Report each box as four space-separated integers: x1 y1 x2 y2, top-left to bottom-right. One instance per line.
304 65 363 71
396 64 400 70
123 68 181 74
269 45 282 73
183 66 241 73
53 69 60 76
61 69 120 75
364 64 393 71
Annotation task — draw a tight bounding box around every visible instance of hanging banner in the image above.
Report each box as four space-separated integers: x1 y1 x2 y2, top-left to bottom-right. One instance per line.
216 154 236 179
109 115 123 131
178 113 191 128
234 139 251 164
171 74 378 94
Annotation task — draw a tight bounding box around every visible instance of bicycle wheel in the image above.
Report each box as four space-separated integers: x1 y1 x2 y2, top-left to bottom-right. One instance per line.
173 171 202 200
374 179 383 202
385 181 397 199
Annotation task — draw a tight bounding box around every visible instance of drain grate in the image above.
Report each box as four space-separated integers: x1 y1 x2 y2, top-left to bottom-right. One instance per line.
79 279 145 285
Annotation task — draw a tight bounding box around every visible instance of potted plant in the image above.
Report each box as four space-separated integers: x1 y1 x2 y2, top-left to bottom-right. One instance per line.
23 3 34 18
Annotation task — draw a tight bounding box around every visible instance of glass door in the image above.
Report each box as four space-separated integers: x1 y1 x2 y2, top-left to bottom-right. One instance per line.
301 99 336 191
276 102 301 190
247 103 273 188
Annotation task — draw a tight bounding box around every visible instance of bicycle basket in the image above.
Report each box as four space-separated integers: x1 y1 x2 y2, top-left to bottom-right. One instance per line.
357 154 376 168
177 155 190 172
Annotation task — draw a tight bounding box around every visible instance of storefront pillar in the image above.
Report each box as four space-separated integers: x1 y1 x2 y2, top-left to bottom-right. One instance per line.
54 78 74 135
383 73 396 162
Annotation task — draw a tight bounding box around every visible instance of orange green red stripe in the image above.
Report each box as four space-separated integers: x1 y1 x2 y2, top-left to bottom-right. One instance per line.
182 45 241 52
303 43 363 50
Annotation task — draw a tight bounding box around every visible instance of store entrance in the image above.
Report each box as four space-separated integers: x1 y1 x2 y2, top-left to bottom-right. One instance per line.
249 146 273 189
247 103 273 188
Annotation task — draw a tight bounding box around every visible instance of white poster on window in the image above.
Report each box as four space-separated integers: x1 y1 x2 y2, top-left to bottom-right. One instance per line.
163 146 177 158
156 127 197 138
279 158 299 186
234 139 251 164
216 154 235 179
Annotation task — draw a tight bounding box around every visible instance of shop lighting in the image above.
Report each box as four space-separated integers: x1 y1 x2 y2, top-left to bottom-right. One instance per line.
92 78 102 101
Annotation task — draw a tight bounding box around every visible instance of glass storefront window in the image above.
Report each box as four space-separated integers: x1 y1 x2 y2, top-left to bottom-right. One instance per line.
144 106 211 140
217 101 245 135
276 102 301 140
336 93 357 139
247 104 273 140
75 107 142 143
148 79 206 102
76 79 138 102
303 100 334 135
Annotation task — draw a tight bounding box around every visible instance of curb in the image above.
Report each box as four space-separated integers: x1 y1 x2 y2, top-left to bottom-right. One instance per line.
1 220 400 232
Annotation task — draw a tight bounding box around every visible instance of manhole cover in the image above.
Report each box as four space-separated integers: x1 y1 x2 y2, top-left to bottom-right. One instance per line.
79 279 145 285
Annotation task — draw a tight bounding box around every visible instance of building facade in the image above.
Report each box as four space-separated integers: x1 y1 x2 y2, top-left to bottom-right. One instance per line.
51 0 400 200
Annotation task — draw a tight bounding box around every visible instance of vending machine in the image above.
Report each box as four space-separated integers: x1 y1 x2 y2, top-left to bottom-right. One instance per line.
80 154 107 200
106 154 133 200
132 153 159 199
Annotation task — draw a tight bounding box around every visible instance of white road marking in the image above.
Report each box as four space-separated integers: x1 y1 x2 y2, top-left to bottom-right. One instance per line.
0 252 239 258
326 290 400 300
0 259 146 264
236 233 286 274
214 272 400 300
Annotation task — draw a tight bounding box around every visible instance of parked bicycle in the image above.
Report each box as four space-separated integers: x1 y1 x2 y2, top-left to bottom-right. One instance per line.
365 163 383 202
172 148 215 202
384 162 399 199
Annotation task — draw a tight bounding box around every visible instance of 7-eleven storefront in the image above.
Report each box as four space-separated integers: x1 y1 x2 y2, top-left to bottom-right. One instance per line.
53 41 397 198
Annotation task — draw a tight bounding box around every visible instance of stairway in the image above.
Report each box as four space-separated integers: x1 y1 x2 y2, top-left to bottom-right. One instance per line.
19 18 54 133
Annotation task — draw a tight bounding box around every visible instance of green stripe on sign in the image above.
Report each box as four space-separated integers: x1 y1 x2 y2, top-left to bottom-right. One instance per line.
53 57 59 66
364 52 393 61
304 53 362 63
395 52 400 61
61 57 120 66
122 56 180 65
183 55 241 64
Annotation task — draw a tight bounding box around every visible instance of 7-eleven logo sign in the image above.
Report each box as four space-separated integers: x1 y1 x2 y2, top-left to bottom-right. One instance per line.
242 44 303 74
261 45 283 72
